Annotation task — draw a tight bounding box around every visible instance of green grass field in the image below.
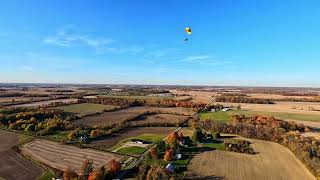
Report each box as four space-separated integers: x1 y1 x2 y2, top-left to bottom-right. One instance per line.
117 146 146 155
46 130 71 142
37 171 55 180
133 134 165 142
201 142 225 150
53 103 118 116
110 133 165 152
199 110 320 122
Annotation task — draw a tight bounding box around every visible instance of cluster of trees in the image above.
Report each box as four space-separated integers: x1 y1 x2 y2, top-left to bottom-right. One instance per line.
63 159 121 180
138 132 186 180
281 92 319 96
224 139 254 154
268 97 320 103
219 93 247 97
137 164 169 180
0 92 24 97
0 108 75 135
82 97 139 108
145 131 184 162
45 89 74 93
109 88 170 96
193 115 320 177
83 96 207 111
67 128 103 142
215 95 274 104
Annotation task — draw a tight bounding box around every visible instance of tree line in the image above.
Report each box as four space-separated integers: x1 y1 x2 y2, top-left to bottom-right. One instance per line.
215 95 274 104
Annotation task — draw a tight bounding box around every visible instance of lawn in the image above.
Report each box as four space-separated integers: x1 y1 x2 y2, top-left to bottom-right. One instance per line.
37 171 55 180
201 141 225 150
109 133 166 152
134 134 165 143
45 130 71 142
199 111 231 123
199 110 320 122
117 146 146 155
53 103 118 117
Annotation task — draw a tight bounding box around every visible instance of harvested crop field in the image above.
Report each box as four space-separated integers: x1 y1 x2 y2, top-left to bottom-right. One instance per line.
0 130 43 180
22 139 123 173
170 89 217 104
217 101 320 115
53 103 119 117
248 93 316 100
89 127 175 149
132 113 189 125
74 106 193 126
186 138 316 180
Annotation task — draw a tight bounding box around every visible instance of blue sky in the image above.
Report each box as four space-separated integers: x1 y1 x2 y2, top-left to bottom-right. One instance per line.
1 0 320 87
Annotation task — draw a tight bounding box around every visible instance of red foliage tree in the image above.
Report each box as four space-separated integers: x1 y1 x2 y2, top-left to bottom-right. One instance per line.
150 146 158 159
108 159 121 174
88 169 104 180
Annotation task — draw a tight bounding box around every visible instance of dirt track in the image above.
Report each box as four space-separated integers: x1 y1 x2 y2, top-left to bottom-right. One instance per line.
186 138 316 180
0 130 42 180
22 139 123 173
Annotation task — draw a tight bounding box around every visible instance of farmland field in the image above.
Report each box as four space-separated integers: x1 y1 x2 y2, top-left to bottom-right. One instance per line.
89 127 174 149
133 113 189 126
11 98 78 107
0 130 43 180
73 106 193 126
22 139 124 173
186 138 316 180
217 101 320 115
200 110 320 122
170 89 217 103
0 96 48 103
98 95 174 100
53 103 119 116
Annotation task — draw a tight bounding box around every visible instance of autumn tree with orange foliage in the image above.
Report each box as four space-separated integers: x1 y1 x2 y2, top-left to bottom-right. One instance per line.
163 149 172 161
80 159 93 179
150 146 158 159
88 169 104 180
177 132 184 141
108 159 121 174
166 132 178 151
146 165 168 180
63 167 78 180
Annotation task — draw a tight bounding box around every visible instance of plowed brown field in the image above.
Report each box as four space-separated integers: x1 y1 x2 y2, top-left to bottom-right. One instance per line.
22 139 123 173
0 130 42 180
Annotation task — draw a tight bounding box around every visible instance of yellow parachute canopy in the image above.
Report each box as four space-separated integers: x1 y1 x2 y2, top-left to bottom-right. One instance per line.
185 27 192 35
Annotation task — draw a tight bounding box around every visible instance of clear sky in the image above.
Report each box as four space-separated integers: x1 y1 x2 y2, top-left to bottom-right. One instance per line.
0 0 320 87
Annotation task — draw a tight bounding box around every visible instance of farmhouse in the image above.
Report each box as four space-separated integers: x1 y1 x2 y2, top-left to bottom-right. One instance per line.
131 139 149 144
222 108 230 111
211 108 217 112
